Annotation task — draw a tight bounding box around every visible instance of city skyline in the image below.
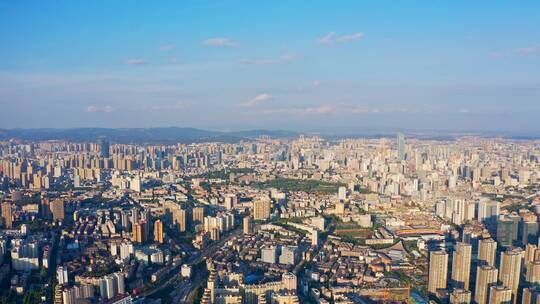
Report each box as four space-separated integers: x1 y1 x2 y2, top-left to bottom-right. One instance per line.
1 1 540 133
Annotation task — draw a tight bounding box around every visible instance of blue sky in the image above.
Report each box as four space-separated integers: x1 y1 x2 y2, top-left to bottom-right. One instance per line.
1 1 539 133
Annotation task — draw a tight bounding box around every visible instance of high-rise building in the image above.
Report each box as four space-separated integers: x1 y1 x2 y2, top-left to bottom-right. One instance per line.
133 221 148 244
282 273 297 291
1 202 12 229
338 186 347 200
50 199 65 221
56 266 69 285
522 215 539 245
478 199 500 225
489 286 512 304
499 248 522 304
522 287 540 304
98 139 110 158
474 265 498 304
526 260 540 285
497 215 520 247
450 289 471 304
243 216 253 235
261 246 278 264
279 246 297 265
253 199 271 221
451 242 472 290
428 250 448 295
173 209 187 232
397 133 405 160
478 238 497 267
153 219 164 244
193 207 205 223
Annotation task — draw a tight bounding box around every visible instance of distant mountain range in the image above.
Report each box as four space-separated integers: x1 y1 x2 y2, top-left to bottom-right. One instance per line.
0 127 537 144
0 128 301 144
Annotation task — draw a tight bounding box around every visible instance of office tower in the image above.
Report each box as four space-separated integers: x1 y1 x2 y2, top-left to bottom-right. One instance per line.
525 244 538 266
243 216 253 235
253 199 271 220
478 238 497 267
50 199 65 221
56 266 69 285
478 199 500 224
193 207 205 223
397 133 405 160
527 260 540 285
1 202 12 229
99 139 110 158
474 265 498 304
497 215 520 247
452 242 472 290
450 289 471 304
428 250 448 295
499 248 522 304
173 209 186 232
153 219 164 244
489 286 512 304
522 214 539 245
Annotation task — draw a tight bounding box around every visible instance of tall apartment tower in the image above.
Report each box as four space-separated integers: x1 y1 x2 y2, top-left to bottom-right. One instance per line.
474 265 498 304
1 202 12 229
489 286 512 304
478 238 497 267
499 248 522 304
153 219 164 244
253 199 271 220
193 207 205 223
428 250 448 296
50 199 65 221
526 260 540 285
449 289 471 304
173 209 186 232
451 242 472 290
243 216 253 235
397 133 405 160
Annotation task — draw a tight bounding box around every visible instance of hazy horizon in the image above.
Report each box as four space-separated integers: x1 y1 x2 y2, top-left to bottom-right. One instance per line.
1 1 540 133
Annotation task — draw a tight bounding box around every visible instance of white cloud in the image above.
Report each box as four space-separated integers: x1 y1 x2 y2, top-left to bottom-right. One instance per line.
86 105 98 113
240 93 272 107
336 32 364 42
517 44 540 55
85 105 115 113
316 32 364 45
126 58 148 65
240 54 298 65
316 32 336 45
203 37 238 47
263 105 337 115
159 45 175 51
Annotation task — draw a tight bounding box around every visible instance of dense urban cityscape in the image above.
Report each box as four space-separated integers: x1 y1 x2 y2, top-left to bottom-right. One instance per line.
2 1 540 303
0 133 539 303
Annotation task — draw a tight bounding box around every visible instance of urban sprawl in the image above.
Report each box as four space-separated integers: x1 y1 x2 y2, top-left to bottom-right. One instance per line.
0 134 539 304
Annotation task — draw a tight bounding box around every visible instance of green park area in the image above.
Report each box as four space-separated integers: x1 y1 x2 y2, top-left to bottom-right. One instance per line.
256 178 344 194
